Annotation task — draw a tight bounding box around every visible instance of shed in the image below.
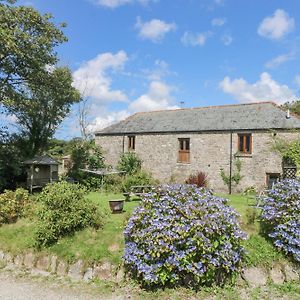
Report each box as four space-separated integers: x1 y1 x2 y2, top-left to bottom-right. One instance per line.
24 155 59 192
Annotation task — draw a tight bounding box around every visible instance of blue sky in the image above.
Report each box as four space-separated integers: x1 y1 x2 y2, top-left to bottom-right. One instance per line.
11 0 300 138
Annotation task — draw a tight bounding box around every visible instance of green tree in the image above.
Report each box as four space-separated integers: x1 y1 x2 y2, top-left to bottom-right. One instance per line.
68 140 105 181
117 152 142 175
0 1 67 103
3 67 80 157
282 100 300 116
0 131 24 192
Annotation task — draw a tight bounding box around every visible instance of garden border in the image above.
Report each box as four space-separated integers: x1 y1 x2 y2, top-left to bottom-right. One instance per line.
0 249 299 287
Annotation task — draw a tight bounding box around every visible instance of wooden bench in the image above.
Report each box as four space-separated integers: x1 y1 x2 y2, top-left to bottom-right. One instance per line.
123 185 152 201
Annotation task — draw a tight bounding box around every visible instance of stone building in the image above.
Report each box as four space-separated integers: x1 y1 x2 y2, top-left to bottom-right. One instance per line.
95 102 300 193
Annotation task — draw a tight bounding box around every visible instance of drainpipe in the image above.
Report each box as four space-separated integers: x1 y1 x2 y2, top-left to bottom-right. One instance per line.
229 131 233 195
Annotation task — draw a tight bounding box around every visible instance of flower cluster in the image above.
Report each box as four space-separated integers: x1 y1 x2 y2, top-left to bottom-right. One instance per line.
260 179 300 262
124 184 246 287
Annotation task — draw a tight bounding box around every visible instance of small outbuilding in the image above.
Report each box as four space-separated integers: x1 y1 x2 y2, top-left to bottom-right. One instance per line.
24 155 59 192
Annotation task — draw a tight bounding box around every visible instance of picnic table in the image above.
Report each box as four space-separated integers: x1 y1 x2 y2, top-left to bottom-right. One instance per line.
123 185 152 201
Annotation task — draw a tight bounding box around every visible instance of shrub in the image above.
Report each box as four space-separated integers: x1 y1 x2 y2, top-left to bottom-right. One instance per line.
103 174 123 193
185 171 208 188
124 184 246 287
260 179 300 262
35 181 104 247
0 188 29 225
117 152 142 175
122 171 158 192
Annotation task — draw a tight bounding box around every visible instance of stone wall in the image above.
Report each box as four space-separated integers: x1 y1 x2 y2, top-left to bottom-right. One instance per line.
95 130 300 193
0 249 299 287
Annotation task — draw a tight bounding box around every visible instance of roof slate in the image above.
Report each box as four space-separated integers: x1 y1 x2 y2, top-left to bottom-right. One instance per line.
23 155 59 165
96 102 300 136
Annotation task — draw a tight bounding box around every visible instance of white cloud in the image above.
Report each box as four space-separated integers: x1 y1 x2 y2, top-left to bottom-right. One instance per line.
129 81 178 112
142 59 175 81
295 75 300 87
88 80 178 132
135 17 177 42
72 51 128 103
93 0 156 8
221 34 233 46
258 9 295 40
265 51 296 69
211 18 226 26
181 31 212 47
219 72 296 104
87 110 130 132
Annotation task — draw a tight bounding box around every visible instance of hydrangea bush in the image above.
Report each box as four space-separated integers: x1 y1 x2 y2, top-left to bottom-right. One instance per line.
124 184 246 287
260 179 300 262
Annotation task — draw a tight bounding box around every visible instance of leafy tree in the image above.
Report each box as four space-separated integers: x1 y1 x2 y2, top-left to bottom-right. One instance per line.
3 67 80 157
0 1 67 103
0 131 24 191
68 140 105 181
117 152 142 175
282 100 300 116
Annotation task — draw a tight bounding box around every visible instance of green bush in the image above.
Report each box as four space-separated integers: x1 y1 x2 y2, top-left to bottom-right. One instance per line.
0 188 29 225
81 176 103 191
103 174 123 193
117 152 142 175
124 185 246 287
35 181 104 247
122 171 158 192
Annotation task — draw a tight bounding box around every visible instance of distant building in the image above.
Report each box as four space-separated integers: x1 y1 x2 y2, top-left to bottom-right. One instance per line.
95 102 300 193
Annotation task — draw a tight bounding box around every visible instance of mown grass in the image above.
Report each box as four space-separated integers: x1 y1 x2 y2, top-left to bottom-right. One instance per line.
0 191 288 268
0 192 140 265
221 193 286 267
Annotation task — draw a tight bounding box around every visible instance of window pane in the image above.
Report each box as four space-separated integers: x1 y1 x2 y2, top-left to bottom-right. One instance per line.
239 135 244 152
179 140 184 150
185 139 190 150
246 135 251 153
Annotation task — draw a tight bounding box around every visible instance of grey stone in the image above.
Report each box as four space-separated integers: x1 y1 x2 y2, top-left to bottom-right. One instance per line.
94 262 112 281
270 266 285 284
68 260 84 280
14 254 24 268
96 129 300 193
284 264 299 282
83 267 94 282
0 250 5 260
56 261 68 276
31 269 50 277
243 267 267 287
23 253 35 269
50 256 57 274
4 253 13 263
36 256 50 271
115 267 125 283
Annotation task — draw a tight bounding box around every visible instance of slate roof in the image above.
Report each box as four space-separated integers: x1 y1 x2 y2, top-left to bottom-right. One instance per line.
95 102 300 136
23 155 59 165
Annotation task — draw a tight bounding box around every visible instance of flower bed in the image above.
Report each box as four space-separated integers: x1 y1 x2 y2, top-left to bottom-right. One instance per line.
260 179 300 262
124 184 246 287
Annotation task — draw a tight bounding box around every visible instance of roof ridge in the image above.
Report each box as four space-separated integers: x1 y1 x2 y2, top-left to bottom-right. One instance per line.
132 101 276 116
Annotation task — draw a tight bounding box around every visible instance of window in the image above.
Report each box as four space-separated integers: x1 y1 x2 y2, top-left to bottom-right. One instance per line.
128 136 135 151
178 138 190 163
266 173 280 189
238 133 252 154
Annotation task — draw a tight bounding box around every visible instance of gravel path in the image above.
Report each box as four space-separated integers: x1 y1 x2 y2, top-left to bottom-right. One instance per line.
0 271 124 300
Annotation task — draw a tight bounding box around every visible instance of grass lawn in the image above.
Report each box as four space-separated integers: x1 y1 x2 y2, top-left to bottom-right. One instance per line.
0 191 287 267
0 192 140 265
